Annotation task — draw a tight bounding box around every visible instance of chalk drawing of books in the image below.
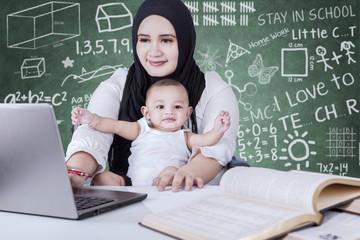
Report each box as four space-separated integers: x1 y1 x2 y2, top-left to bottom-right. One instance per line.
96 3 132 33
7 1 80 49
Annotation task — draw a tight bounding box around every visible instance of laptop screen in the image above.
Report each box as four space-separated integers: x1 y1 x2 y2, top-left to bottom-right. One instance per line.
0 104 146 219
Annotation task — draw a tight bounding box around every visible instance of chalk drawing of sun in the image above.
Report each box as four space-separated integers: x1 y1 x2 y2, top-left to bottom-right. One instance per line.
279 130 316 170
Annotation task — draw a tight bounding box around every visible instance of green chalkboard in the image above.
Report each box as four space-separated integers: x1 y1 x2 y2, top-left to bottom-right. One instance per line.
1 0 359 177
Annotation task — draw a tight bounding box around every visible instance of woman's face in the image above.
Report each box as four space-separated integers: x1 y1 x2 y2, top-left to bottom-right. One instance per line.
136 15 179 77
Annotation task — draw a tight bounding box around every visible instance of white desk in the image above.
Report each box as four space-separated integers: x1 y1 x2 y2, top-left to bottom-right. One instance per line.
0 185 221 240
2 185 360 240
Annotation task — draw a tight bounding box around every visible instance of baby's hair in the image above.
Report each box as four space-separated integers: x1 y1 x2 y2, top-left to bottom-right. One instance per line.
146 78 189 100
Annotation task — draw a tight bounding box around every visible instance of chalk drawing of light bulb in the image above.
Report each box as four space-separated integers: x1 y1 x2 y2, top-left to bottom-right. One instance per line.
279 130 317 170
225 69 257 111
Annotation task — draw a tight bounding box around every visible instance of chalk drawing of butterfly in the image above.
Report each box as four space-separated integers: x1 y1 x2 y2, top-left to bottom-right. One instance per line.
248 54 279 85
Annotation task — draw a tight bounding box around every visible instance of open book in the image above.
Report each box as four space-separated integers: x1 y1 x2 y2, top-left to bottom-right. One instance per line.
284 210 360 240
140 167 360 240
336 197 360 215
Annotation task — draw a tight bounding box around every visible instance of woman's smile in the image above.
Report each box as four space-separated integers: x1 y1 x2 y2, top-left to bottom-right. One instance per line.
149 60 167 67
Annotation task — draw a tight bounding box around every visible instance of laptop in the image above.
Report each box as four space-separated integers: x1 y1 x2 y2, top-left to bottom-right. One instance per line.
0 103 147 220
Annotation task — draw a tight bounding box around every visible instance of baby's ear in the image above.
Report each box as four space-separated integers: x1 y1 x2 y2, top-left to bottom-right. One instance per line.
141 106 150 119
187 106 193 117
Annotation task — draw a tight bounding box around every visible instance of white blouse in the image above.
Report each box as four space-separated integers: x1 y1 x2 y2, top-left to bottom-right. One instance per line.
65 68 239 174
127 117 191 186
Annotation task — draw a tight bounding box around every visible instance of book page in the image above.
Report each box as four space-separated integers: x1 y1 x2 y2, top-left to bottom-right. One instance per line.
336 197 360 214
284 211 360 240
142 194 315 240
220 167 345 213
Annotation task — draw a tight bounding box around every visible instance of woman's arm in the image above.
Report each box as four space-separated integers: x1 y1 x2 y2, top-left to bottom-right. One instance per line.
65 68 128 183
67 151 99 187
195 72 239 166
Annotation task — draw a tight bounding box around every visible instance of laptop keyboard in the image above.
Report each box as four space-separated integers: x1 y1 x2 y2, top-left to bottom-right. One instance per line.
75 195 114 211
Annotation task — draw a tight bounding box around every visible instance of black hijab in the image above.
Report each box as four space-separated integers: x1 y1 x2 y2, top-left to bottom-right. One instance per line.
108 0 205 175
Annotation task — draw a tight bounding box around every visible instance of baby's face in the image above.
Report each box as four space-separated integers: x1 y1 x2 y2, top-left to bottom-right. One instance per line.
143 85 192 132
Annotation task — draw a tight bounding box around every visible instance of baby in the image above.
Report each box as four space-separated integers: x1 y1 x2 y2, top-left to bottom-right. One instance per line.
72 78 230 186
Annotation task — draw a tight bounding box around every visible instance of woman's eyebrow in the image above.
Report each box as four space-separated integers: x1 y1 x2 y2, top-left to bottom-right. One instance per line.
159 34 176 38
137 33 176 38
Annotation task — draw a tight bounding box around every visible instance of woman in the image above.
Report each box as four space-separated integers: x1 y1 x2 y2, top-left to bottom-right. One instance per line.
66 0 239 192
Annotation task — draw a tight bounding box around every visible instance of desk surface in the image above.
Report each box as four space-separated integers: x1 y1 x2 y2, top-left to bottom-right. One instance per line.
0 185 221 240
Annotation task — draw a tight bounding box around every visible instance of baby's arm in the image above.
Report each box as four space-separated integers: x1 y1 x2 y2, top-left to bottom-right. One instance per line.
186 110 230 149
71 107 140 141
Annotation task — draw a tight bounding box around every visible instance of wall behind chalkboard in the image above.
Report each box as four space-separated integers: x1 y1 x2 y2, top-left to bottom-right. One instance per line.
1 0 359 176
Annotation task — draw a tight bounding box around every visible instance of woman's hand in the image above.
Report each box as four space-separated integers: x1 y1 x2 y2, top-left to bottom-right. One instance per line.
68 172 87 188
153 166 204 192
152 166 178 191
93 171 125 186
171 169 204 192
154 153 223 192
66 151 98 188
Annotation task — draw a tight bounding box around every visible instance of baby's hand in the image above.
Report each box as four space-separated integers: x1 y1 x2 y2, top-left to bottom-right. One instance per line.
214 111 231 134
71 107 93 125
